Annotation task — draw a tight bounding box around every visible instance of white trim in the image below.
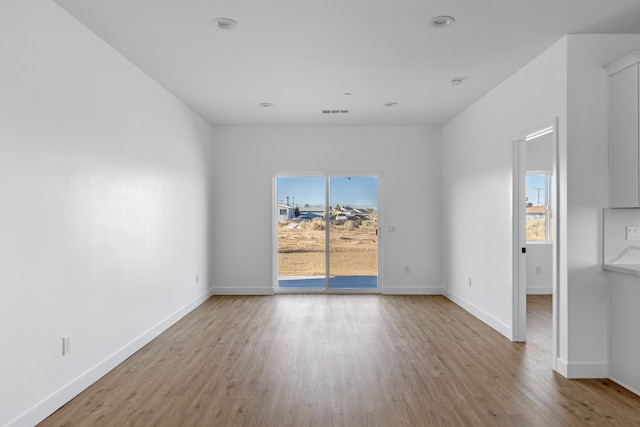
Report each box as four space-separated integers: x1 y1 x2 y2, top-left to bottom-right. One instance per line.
513 137 527 342
609 376 640 397
6 287 215 427
525 126 554 141
527 286 552 295
557 358 608 379
564 362 609 379
604 51 640 76
512 118 560 370
383 286 443 295
444 289 512 339
556 358 569 377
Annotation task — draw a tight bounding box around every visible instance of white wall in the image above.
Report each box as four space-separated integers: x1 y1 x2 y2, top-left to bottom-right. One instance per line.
442 39 568 339
564 35 640 378
209 126 443 295
526 245 553 294
527 132 553 171
0 1 214 426
443 34 640 379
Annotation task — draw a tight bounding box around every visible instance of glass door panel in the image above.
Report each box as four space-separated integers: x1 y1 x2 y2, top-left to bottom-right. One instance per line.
276 176 326 289
328 176 378 289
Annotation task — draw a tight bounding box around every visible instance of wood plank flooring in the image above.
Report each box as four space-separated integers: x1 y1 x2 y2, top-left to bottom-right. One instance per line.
40 295 640 426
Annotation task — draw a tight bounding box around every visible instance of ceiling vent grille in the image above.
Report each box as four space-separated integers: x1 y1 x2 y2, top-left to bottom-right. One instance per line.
322 109 349 114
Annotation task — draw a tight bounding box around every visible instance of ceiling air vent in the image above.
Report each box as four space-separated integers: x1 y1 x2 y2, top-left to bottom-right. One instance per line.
322 109 349 114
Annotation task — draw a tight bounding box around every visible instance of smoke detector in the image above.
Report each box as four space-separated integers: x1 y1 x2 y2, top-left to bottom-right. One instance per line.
429 16 455 28
211 18 238 30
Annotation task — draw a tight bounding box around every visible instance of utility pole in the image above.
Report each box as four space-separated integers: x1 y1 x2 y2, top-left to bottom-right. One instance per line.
534 188 543 206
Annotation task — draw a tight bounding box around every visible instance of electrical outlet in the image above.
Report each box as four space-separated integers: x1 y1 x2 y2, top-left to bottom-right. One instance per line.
627 226 640 240
536 266 542 274
404 265 411 274
62 336 71 356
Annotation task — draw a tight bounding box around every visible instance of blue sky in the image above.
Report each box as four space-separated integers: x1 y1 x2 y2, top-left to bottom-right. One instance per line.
277 176 378 209
526 175 546 206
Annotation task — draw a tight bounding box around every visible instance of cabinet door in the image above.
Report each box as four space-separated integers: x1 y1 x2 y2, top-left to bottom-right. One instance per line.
609 272 640 393
610 64 639 207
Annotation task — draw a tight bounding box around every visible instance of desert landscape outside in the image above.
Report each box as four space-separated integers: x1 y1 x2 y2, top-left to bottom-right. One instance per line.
276 172 549 290
276 175 379 289
277 217 378 278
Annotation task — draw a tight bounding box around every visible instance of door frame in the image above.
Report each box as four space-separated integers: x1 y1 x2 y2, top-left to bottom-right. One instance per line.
272 171 383 294
512 118 559 371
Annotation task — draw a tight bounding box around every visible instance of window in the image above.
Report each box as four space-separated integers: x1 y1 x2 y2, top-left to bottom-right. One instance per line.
526 172 553 242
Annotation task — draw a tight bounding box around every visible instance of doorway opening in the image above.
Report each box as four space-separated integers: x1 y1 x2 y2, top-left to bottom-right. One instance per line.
513 120 558 369
274 174 380 293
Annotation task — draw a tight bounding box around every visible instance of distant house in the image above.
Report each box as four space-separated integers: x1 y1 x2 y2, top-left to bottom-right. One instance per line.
333 206 371 220
526 206 546 216
277 204 294 221
299 206 325 217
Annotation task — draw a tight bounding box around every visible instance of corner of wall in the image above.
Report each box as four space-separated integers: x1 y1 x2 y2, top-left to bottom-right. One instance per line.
443 289 512 340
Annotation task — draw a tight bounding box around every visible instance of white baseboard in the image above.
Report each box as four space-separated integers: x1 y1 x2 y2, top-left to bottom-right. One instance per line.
382 286 443 295
609 376 640 397
443 289 512 340
7 287 215 427
556 358 608 378
527 286 552 295
556 358 569 377
212 287 274 295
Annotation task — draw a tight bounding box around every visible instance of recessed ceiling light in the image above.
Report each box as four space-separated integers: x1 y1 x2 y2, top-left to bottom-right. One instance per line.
429 15 455 28
383 102 398 107
449 79 463 86
211 17 238 30
258 102 274 108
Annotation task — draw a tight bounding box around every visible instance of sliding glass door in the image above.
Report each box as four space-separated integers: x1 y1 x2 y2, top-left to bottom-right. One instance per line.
276 174 379 292
328 176 378 289
276 176 326 289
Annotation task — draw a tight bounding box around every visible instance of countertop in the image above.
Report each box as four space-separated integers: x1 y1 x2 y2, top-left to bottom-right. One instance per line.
603 263 640 276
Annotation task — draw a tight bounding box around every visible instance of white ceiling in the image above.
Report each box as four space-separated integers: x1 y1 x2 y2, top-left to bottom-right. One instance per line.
54 0 640 127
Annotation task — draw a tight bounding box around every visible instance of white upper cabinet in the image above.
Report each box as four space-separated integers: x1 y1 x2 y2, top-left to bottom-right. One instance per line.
606 52 640 208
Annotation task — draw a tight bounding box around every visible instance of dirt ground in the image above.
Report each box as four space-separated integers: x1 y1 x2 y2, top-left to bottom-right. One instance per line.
279 217 547 277
278 219 378 276
527 218 550 241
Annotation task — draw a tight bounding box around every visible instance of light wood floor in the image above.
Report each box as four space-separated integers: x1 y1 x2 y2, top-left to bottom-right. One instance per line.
40 295 640 426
